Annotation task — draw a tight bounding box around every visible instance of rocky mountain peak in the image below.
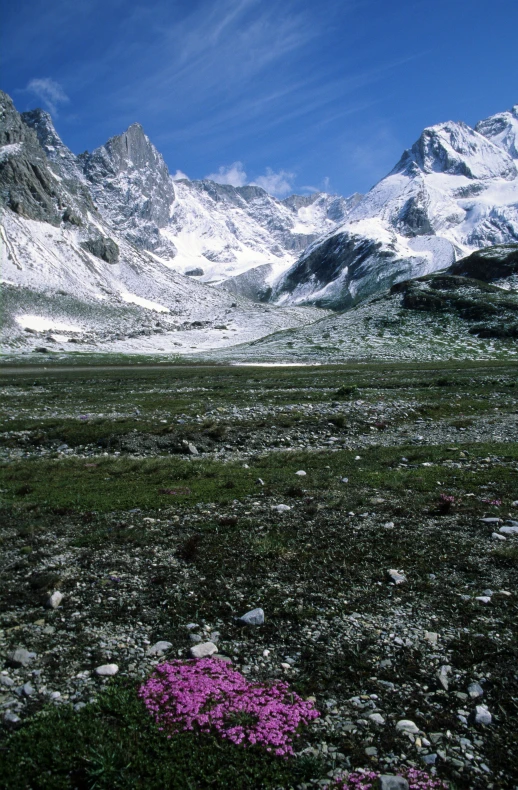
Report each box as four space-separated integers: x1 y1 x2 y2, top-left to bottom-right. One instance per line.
78 122 176 256
394 120 517 181
476 104 518 160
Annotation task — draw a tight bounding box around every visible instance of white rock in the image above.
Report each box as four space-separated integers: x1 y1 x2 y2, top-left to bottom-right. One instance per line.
388 569 406 585
187 443 198 455
378 777 409 790
384 521 394 529
146 640 173 656
238 607 264 626
95 664 119 676
475 596 491 604
491 532 506 541
340 477 349 483
46 591 63 609
190 642 218 659
475 704 492 725
468 682 484 699
295 470 307 476
369 712 385 725
424 631 438 646
480 517 502 524
499 525 518 535
396 719 419 734
272 504 291 513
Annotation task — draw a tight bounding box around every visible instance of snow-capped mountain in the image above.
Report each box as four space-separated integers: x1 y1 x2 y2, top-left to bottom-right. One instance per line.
0 90 326 355
273 107 518 309
21 107 356 289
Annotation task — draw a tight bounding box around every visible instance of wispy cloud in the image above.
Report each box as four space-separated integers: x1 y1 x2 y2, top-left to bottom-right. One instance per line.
172 169 189 181
206 162 295 196
252 168 294 197
26 77 69 115
206 161 248 187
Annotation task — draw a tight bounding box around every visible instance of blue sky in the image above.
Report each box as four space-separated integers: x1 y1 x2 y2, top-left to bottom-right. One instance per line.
2 0 517 197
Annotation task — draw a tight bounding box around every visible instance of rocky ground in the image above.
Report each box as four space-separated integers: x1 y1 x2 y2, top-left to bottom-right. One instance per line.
0 361 517 789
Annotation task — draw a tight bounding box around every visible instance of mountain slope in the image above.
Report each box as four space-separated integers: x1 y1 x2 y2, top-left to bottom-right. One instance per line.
21 107 356 288
204 246 518 364
272 107 518 309
0 91 326 356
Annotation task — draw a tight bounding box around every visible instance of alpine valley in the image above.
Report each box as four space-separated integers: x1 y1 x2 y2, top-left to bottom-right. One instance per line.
1 88 517 361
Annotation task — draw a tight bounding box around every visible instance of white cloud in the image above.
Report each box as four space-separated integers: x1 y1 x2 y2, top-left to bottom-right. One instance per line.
172 169 189 181
26 78 69 115
206 161 247 187
252 167 295 197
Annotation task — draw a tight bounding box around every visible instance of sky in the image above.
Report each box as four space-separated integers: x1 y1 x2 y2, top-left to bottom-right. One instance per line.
2 0 517 198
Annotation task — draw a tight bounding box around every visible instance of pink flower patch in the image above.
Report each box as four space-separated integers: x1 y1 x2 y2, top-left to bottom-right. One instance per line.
331 768 448 789
139 658 319 756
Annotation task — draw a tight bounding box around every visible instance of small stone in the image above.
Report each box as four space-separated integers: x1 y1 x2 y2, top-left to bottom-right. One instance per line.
474 704 491 725
95 664 119 676
422 753 437 765
388 569 406 585
256 478 265 486
491 532 506 541
383 521 394 529
340 477 349 484
365 745 378 756
468 682 484 699
189 634 202 643
369 712 385 725
0 676 14 688
7 648 36 668
146 641 172 657
396 719 419 734
272 504 290 513
424 631 438 646
475 596 491 604
22 682 34 697
46 591 63 609
480 517 502 524
3 711 21 727
437 665 451 691
499 525 518 535
190 642 218 659
238 607 264 626
187 443 198 455
377 777 409 790
295 470 307 477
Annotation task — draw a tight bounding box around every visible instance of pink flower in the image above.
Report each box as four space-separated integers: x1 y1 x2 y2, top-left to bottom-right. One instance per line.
331 769 448 789
139 658 319 757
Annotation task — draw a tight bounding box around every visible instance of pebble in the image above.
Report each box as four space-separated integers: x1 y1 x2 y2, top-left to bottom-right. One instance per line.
187 444 198 455
22 682 34 697
3 711 21 727
190 642 218 659
46 591 63 609
0 675 14 687
340 477 349 483
421 754 437 765
475 596 491 604
378 777 409 790
499 525 518 535
480 517 502 524
189 634 202 643
383 521 394 529
491 532 506 541
468 682 484 699
272 504 290 513
295 470 307 476
474 704 492 725
424 631 438 646
7 648 36 668
388 569 406 585
238 607 264 626
95 664 119 676
437 665 451 691
146 641 172 656
396 719 419 734
369 712 385 725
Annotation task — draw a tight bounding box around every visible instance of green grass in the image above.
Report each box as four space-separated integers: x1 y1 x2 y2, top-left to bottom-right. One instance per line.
0 681 320 790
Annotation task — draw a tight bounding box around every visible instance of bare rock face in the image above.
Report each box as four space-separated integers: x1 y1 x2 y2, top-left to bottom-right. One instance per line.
78 123 177 257
81 236 120 263
0 91 63 225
